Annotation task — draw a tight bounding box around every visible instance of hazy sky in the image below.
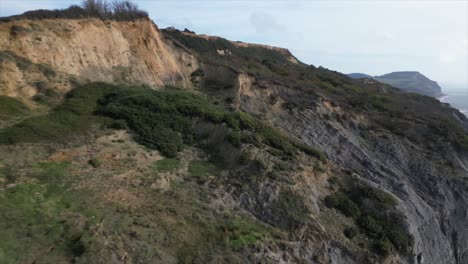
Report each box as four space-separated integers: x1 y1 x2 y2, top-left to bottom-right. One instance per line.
1 0 467 87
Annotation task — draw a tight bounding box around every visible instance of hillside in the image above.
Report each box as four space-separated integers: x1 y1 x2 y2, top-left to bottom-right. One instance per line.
348 71 444 97
347 73 372 79
1 6 468 264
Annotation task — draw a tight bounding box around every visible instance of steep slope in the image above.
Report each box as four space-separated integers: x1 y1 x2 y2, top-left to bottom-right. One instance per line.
348 71 443 98
0 18 198 101
0 14 467 264
375 72 443 98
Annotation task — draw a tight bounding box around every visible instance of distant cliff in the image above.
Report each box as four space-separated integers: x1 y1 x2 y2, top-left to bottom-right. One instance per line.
348 71 443 97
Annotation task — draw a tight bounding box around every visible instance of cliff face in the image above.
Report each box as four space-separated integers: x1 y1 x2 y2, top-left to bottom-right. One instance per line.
1 16 468 264
348 71 444 98
375 72 443 98
0 18 198 100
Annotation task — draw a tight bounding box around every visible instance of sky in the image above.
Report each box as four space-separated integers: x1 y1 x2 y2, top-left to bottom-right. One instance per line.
1 0 467 88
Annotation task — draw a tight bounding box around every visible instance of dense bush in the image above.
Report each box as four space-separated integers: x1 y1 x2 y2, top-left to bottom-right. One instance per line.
0 0 147 22
0 83 116 144
324 191 360 218
344 226 358 239
324 183 413 257
97 88 230 157
270 189 309 230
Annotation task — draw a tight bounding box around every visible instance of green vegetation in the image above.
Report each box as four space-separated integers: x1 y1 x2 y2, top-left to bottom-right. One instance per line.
34 161 70 182
88 158 102 168
344 226 358 239
1 0 148 23
0 83 116 144
270 189 309 230
324 182 413 257
0 82 326 166
324 191 360 218
0 165 17 183
164 28 468 155
188 160 216 183
0 181 99 264
152 158 180 172
219 217 274 250
0 96 29 118
98 87 230 157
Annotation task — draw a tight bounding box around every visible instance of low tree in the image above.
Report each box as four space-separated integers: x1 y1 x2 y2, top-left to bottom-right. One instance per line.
111 0 148 20
81 0 110 17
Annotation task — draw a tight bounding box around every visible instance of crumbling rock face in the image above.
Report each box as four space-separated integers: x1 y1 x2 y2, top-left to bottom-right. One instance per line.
0 18 198 100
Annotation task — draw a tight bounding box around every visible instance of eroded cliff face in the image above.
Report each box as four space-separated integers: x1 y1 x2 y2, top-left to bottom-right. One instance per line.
0 18 198 100
1 16 467 264
230 77 468 264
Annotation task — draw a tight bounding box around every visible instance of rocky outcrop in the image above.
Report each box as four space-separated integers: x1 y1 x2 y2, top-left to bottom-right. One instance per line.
0 18 199 101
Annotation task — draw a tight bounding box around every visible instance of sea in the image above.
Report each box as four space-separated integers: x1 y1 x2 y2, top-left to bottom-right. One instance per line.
439 84 468 117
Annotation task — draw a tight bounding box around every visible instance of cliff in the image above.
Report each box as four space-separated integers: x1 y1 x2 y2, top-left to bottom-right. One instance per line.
0 18 198 100
0 14 467 264
348 71 444 98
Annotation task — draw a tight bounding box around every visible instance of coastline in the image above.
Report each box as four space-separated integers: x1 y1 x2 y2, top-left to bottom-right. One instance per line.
439 94 468 116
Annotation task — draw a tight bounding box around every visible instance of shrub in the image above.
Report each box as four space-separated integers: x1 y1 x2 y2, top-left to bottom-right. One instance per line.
357 215 382 238
97 87 229 157
88 158 101 168
324 191 360 218
226 131 241 147
344 226 358 239
358 185 397 209
373 239 395 257
0 110 111 144
271 189 309 230
257 125 295 156
325 183 414 257
293 141 327 163
238 150 252 165
0 0 148 22
190 68 205 77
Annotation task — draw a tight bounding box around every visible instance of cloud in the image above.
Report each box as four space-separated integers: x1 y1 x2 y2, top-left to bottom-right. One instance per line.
249 11 286 34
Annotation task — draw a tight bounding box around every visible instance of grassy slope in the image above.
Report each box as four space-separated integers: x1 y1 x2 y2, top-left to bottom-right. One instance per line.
164 29 468 152
0 83 317 263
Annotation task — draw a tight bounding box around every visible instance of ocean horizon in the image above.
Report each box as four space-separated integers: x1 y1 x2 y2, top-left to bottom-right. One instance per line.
439 84 468 117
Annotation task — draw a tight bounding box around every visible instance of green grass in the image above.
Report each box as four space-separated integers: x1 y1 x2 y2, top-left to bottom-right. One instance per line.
0 111 111 144
152 158 180 172
0 183 97 263
0 96 29 118
34 161 70 182
188 160 216 183
0 83 118 145
220 217 274 250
